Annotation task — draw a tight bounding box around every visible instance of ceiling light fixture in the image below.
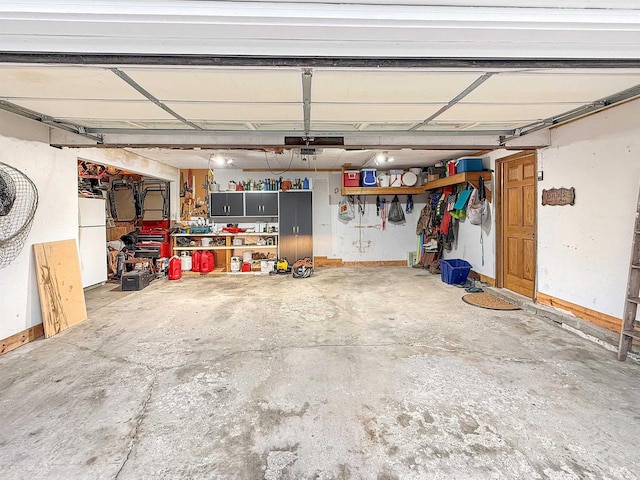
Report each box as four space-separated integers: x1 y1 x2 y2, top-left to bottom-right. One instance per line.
210 154 233 167
374 151 395 166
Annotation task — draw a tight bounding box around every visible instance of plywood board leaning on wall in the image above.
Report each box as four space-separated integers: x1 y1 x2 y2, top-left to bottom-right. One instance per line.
33 240 88 338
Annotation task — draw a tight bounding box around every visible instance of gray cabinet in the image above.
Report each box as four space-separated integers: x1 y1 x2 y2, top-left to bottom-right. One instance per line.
278 191 313 262
245 192 278 216
210 192 244 216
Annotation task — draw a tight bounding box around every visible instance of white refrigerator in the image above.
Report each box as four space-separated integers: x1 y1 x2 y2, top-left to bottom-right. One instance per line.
78 197 108 288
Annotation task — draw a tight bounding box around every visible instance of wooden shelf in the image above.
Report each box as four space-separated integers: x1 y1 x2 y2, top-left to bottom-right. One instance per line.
423 171 493 202
339 165 492 201
341 186 425 196
173 246 233 251
172 232 278 237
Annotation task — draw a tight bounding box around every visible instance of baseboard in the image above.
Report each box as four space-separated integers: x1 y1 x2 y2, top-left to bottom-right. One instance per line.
314 256 344 267
536 292 621 333
314 257 406 268
469 270 496 286
342 260 407 267
1 324 45 356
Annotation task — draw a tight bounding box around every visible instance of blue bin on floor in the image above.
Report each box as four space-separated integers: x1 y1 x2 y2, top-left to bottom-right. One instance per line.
440 259 472 285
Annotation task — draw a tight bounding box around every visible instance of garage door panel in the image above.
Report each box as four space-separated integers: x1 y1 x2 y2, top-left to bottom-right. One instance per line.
463 73 640 103
124 68 302 102
166 102 302 122
313 71 482 103
9 99 174 120
0 66 145 100
437 103 585 122
312 103 444 122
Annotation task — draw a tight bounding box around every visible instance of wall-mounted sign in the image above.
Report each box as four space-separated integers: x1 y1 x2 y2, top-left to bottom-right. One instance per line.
542 187 575 206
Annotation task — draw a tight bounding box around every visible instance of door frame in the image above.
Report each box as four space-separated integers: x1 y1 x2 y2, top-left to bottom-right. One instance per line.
495 150 538 299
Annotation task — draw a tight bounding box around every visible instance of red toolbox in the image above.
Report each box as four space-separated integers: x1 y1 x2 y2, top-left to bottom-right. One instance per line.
136 228 171 258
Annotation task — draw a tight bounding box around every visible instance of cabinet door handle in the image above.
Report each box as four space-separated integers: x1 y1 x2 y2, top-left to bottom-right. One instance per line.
292 226 296 234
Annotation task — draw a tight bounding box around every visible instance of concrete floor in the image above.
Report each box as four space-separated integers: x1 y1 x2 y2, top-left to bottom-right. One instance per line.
1 267 639 480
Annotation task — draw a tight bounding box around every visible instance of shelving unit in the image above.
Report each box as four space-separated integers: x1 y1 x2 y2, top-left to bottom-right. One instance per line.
341 186 426 196
171 232 278 273
340 165 492 200
423 171 493 202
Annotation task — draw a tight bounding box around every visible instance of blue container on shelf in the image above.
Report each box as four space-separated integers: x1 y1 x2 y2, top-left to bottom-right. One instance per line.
440 259 472 285
455 157 484 173
360 168 377 187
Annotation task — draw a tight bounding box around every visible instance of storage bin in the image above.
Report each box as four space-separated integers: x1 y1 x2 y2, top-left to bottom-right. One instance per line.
456 157 484 173
261 259 275 273
360 169 377 187
343 170 360 187
440 259 472 285
121 271 151 291
389 169 404 188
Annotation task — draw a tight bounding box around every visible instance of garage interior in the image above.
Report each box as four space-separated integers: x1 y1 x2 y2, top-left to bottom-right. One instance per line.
1 1 640 479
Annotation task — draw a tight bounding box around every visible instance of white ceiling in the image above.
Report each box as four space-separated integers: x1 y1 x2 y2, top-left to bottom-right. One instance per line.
125 147 477 171
1 64 640 169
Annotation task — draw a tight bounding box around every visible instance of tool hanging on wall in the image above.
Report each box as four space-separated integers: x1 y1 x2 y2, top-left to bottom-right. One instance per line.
406 194 414 213
376 195 381 216
357 195 365 216
381 198 387 230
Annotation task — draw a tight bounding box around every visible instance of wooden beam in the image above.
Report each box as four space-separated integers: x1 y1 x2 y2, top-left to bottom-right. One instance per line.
1 324 44 356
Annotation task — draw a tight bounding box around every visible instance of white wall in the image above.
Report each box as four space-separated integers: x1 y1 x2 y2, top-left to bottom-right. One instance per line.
212 169 424 262
442 150 516 277
445 99 640 322
78 149 181 221
0 113 181 341
0 134 78 340
537 98 640 318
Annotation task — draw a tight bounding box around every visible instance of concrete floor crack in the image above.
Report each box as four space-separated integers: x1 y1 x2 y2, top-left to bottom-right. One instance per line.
58 340 157 373
113 375 156 480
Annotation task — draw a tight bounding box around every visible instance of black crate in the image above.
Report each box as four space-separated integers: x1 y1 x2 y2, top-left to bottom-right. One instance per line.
121 271 151 291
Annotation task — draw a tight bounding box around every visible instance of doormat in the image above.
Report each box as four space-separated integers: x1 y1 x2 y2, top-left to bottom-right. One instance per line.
462 292 521 310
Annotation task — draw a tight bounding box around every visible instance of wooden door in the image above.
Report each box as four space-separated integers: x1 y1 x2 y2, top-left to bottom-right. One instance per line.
502 152 536 297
